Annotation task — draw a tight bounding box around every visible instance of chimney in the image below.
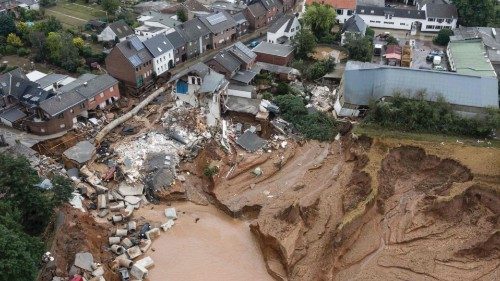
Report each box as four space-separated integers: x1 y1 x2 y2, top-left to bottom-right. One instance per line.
84 82 88 86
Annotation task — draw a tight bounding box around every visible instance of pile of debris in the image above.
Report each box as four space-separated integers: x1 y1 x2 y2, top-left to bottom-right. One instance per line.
307 85 334 112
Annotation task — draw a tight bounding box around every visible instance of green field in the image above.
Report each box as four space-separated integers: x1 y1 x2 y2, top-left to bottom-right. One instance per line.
45 0 107 28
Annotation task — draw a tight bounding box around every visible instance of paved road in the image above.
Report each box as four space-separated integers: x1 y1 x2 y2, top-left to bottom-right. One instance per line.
170 26 269 76
0 125 66 148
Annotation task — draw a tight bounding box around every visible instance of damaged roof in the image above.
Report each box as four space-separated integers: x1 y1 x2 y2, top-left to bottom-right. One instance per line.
209 49 242 73
39 91 86 117
63 140 96 164
236 130 267 152
170 62 229 93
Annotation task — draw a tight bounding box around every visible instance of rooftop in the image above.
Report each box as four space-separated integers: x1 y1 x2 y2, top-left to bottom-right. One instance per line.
199 11 238 34
107 20 134 39
448 40 497 77
342 14 367 34
143 33 175 57
252 42 294 57
356 5 426 19
268 14 296 34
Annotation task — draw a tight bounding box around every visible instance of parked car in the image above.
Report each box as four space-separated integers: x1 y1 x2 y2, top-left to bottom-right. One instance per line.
433 65 446 71
429 50 445 57
426 54 435 61
248 40 260 48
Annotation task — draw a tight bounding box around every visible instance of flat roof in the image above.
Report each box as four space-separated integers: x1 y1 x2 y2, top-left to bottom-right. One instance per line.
252 42 294 57
448 40 497 77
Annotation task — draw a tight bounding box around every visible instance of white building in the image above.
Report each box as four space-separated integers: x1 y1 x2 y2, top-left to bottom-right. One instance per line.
267 14 301 44
134 25 174 41
142 34 175 76
98 20 134 42
356 3 458 34
137 11 181 29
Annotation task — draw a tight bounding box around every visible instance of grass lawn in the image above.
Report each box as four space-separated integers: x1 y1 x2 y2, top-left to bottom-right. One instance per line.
45 0 107 28
353 124 500 149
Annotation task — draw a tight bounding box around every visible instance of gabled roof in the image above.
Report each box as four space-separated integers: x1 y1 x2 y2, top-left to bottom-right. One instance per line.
58 73 97 93
246 2 266 17
166 31 186 49
208 50 242 73
39 91 86 117
182 0 209 12
252 41 294 57
305 0 356 10
268 14 295 33
108 20 134 39
116 36 153 68
232 12 248 24
342 15 367 34
211 1 247 13
143 33 174 58
35 74 68 89
228 42 257 64
138 11 181 28
72 74 118 99
356 5 426 19
252 0 280 11
341 60 499 110
175 18 210 43
416 0 447 7
425 3 458 19
199 11 238 34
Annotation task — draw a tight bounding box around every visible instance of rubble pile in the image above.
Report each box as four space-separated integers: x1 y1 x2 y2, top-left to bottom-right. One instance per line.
308 85 334 112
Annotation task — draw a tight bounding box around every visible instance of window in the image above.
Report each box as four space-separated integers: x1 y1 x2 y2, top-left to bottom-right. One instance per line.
80 103 85 109
60 124 65 128
400 23 406 25
428 18 435 22
336 9 342 15
100 92 104 97
437 18 444 23
109 87 114 92
426 25 434 29
58 114 64 119
446 19 452 23
383 22 394 24
347 10 353 15
89 97 95 102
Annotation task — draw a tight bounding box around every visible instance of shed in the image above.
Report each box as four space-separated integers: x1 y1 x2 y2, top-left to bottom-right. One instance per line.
252 42 294 66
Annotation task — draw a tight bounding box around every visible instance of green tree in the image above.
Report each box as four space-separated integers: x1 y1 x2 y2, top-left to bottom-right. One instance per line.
433 28 454 46
7 33 23 47
385 35 398 45
50 175 74 206
0 154 52 235
72 37 85 49
292 28 317 59
29 31 47 62
345 34 373 62
60 33 82 72
453 0 495 26
176 9 187 22
101 0 120 15
0 223 45 281
0 14 16 37
303 3 336 38
45 32 63 64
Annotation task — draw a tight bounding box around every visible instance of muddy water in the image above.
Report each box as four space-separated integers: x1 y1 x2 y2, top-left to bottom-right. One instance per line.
137 202 274 281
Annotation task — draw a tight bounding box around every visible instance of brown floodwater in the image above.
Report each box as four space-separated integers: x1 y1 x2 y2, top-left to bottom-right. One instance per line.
135 202 274 281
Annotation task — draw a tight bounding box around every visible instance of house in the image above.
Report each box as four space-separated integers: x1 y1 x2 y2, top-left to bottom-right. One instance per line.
451 26 500 76
341 14 367 45
447 40 497 78
134 25 173 41
252 42 294 65
211 1 247 15
206 42 259 85
34 73 75 91
249 0 282 24
356 3 457 33
169 62 229 126
0 0 18 12
161 0 211 20
206 49 242 78
244 2 267 30
86 20 107 32
267 14 300 44
137 11 181 29
384 44 402 66
105 36 154 93
232 12 250 37
133 1 171 14
305 0 355 23
279 0 295 13
175 17 211 59
143 34 175 77
0 69 120 135
334 61 499 117
228 42 257 70
199 11 238 49
166 31 188 63
17 0 39 10
98 20 134 42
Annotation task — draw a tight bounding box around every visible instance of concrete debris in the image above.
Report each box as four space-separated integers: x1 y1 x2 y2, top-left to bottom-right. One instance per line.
165 207 177 219
91 266 104 277
35 178 53 190
130 263 148 280
135 256 154 269
123 204 135 218
98 210 109 218
69 192 86 212
109 237 121 245
115 228 128 237
139 239 152 253
63 141 96 166
161 219 175 231
126 246 142 259
128 221 137 232
145 227 161 240
309 85 334 112
177 175 186 182
114 132 181 183
124 195 141 205
118 182 144 196
236 131 267 152
97 194 107 209
74 252 94 271
253 167 263 176
111 245 126 255
80 165 102 187
109 201 125 211
121 238 133 249
112 215 123 223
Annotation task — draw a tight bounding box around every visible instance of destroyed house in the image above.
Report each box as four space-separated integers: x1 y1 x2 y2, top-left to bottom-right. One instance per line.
169 62 228 126
206 42 259 85
105 36 154 93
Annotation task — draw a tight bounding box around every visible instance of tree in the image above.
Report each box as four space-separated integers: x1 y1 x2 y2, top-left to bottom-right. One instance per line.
452 0 495 26
29 31 47 62
303 3 336 38
176 9 187 22
72 37 85 49
345 34 373 62
433 28 454 46
385 35 398 45
6 33 23 47
50 175 74 206
101 0 120 15
292 28 317 59
45 32 62 64
0 14 16 37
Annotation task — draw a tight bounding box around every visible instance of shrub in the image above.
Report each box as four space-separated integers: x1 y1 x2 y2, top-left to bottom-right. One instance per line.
386 35 398 45
17 48 30 56
433 28 454 46
262 91 273 100
4 45 16 55
273 94 338 141
276 82 293 95
203 165 219 178
365 27 375 38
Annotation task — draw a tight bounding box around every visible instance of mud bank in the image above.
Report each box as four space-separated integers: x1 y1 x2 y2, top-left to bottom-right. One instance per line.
135 202 274 281
209 136 500 281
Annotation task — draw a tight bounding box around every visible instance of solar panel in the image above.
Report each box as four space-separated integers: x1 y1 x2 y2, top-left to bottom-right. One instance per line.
206 13 226 25
128 55 142 67
235 42 256 58
129 36 144 51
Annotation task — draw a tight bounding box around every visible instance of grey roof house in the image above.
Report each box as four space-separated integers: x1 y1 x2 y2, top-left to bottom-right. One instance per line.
175 17 211 59
98 20 134 43
334 61 499 117
199 11 238 49
340 15 368 45
166 31 187 63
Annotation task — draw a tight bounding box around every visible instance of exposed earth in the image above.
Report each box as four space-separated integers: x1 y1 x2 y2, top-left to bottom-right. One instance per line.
41 133 500 281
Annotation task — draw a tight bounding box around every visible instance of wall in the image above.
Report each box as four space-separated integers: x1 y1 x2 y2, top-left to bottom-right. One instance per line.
105 48 154 89
358 14 415 30
267 18 300 43
98 27 118 42
255 52 292 66
211 27 236 49
86 83 121 110
336 8 355 23
244 9 266 30
152 50 175 76
25 103 84 135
